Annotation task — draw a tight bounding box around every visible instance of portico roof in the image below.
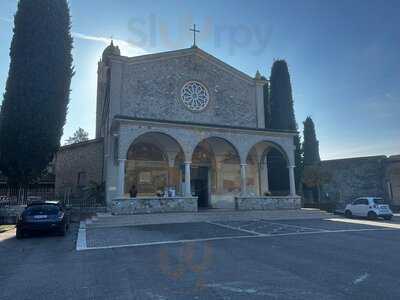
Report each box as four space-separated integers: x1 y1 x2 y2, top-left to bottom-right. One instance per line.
112 114 298 136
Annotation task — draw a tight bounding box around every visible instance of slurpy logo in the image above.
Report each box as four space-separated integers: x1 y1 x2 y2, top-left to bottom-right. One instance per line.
127 14 272 56
159 242 213 289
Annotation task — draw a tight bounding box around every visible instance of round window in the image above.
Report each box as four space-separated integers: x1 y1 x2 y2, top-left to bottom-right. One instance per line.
180 81 210 112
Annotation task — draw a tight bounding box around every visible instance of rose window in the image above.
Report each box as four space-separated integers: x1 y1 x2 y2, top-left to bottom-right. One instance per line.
180 81 210 112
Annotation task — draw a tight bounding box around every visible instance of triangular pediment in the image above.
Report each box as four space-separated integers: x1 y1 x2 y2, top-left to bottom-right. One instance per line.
113 46 255 84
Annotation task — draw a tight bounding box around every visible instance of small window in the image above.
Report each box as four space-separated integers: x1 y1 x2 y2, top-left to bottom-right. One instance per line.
77 172 87 187
373 198 387 205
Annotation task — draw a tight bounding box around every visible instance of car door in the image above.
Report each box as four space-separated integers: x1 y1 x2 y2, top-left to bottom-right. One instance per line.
357 198 370 217
351 199 363 216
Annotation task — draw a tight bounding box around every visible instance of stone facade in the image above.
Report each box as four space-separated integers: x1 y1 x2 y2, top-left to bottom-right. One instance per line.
111 197 198 214
119 48 258 127
235 196 301 210
55 139 104 198
91 44 299 212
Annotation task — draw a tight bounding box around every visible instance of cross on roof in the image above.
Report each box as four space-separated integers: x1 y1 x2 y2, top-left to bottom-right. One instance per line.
189 24 200 47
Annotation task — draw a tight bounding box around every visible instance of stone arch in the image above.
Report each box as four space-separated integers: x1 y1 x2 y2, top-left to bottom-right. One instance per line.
190 136 241 163
125 131 186 162
190 136 241 208
124 132 186 197
245 140 292 196
245 140 290 165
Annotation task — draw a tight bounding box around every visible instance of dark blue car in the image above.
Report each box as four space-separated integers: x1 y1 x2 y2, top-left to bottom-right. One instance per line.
16 201 69 239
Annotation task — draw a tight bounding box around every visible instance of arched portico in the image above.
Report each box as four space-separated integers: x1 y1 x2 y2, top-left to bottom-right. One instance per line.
122 132 185 197
110 120 298 212
189 137 241 208
245 140 296 197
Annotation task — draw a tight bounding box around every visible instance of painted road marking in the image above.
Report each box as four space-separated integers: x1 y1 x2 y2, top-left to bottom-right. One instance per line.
77 225 398 251
327 218 400 229
258 220 328 232
205 221 265 236
76 221 87 251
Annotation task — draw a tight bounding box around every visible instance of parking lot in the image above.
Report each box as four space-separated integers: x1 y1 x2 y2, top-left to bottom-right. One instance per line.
1 216 400 299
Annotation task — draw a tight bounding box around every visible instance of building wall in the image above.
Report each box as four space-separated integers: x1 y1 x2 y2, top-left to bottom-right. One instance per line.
55 139 104 198
321 155 393 206
119 51 258 128
386 155 400 207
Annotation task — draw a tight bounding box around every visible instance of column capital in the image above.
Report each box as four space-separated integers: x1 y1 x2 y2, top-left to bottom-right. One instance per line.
287 165 295 169
118 158 127 162
240 163 248 167
184 161 192 165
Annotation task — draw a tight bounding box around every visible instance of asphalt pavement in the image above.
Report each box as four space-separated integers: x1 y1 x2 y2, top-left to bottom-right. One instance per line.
1 216 400 299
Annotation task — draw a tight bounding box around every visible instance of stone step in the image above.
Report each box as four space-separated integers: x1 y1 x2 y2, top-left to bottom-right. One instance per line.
85 209 333 229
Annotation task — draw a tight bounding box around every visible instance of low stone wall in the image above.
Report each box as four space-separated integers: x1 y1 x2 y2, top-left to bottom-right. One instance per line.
0 205 26 224
235 196 301 211
111 197 198 215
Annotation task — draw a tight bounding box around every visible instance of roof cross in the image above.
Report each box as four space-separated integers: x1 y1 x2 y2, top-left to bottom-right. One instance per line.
189 24 200 47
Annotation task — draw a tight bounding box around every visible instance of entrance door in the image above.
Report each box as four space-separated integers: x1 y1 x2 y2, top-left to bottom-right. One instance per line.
191 166 209 208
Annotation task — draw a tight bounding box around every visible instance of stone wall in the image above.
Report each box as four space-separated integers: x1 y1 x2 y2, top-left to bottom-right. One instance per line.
0 206 25 224
55 139 104 198
111 197 198 214
235 196 301 211
321 156 388 206
119 50 258 128
386 155 400 207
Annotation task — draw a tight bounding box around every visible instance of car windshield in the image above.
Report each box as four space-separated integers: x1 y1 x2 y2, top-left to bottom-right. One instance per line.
25 205 59 216
373 198 387 205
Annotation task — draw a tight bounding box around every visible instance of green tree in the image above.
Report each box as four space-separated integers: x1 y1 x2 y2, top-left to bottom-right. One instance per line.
0 0 73 186
269 60 296 130
65 128 89 145
267 60 302 191
293 133 303 193
302 116 320 166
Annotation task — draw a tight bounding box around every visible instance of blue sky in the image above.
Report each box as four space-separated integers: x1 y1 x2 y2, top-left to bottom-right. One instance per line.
0 0 399 159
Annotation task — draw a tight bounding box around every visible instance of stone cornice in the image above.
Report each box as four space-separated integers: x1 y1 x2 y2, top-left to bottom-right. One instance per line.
112 115 298 137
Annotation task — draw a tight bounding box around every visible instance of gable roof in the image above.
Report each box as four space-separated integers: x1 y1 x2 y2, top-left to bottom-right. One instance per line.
110 46 256 84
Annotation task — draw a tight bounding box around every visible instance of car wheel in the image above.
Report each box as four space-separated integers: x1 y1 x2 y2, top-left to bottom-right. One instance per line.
345 210 352 218
367 211 377 220
16 228 24 239
384 216 392 221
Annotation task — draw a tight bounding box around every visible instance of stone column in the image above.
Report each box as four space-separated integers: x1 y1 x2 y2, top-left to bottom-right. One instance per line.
288 165 297 196
118 159 126 198
240 163 247 196
264 158 270 193
184 161 192 196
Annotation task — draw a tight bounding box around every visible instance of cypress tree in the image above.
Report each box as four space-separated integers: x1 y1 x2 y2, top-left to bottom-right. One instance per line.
269 60 296 130
0 0 73 186
293 133 303 192
302 117 320 166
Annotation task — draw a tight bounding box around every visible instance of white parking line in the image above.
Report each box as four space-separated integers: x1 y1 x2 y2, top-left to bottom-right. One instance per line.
76 226 398 251
259 220 328 232
327 218 400 229
206 221 265 236
76 221 87 251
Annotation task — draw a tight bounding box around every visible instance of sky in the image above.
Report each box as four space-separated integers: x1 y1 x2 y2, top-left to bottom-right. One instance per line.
0 0 399 160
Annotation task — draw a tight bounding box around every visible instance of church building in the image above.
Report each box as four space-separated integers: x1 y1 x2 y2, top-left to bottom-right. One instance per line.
55 41 300 214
